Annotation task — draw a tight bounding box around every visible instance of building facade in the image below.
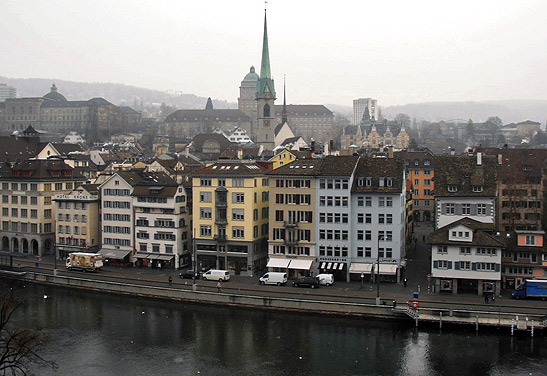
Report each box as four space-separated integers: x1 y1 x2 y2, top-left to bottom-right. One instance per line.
428 218 503 296
434 153 497 229
501 230 546 290
0 159 86 256
353 98 378 125
192 161 269 275
54 184 100 260
400 149 436 222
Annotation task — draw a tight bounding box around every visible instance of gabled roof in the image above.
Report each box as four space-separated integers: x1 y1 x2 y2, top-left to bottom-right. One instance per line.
427 218 504 247
0 158 85 181
192 161 268 176
351 157 405 193
165 109 250 123
319 155 359 176
267 159 323 176
433 154 497 197
273 104 333 116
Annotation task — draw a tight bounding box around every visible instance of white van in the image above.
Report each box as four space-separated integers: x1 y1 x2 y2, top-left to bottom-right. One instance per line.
202 269 230 281
316 274 334 286
259 272 288 286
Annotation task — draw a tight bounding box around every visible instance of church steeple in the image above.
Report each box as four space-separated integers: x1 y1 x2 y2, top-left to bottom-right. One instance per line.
260 9 271 80
282 76 288 124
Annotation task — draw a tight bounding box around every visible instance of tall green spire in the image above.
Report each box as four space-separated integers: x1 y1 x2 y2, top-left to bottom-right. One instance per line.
260 10 271 79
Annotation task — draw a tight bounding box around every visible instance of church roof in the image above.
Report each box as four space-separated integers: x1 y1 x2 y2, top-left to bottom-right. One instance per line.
43 83 67 103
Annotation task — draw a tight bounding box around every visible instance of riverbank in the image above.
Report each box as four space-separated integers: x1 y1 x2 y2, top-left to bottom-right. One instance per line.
2 269 545 334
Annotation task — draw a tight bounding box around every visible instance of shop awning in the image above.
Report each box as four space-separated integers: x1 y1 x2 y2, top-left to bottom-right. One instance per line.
338 263 345 270
156 254 174 261
320 262 326 269
376 264 398 275
288 259 313 270
98 249 132 260
327 262 332 270
349 263 374 274
267 258 291 268
135 252 149 259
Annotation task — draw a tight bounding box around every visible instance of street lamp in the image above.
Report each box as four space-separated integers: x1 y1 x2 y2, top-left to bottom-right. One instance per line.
192 228 197 292
376 234 384 306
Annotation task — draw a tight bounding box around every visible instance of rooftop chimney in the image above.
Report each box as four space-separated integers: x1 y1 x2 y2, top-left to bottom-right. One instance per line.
477 152 482 166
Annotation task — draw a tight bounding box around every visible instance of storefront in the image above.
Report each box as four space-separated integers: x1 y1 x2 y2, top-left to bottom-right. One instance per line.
373 263 399 283
97 249 132 267
349 263 374 282
319 261 347 282
287 259 313 278
266 257 291 273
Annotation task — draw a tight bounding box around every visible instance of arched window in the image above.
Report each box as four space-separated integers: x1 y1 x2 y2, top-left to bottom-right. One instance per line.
263 104 270 117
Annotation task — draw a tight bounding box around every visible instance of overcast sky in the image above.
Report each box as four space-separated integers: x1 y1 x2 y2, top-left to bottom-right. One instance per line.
2 0 547 107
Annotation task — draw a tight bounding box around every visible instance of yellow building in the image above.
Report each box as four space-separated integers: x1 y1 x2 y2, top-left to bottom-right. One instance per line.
400 149 435 222
0 159 86 256
268 148 298 169
192 161 269 275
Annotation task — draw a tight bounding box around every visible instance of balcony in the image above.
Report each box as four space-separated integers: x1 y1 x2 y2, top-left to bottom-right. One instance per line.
283 221 299 228
215 217 228 225
214 234 227 242
215 201 228 208
284 238 298 246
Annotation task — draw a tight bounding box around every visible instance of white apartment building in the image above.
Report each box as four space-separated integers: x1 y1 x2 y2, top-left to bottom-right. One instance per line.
353 98 378 125
98 172 137 264
133 172 191 269
428 218 504 296
349 156 406 283
434 153 498 229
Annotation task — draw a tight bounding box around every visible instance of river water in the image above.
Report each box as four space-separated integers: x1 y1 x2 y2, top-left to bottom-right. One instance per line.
6 282 546 376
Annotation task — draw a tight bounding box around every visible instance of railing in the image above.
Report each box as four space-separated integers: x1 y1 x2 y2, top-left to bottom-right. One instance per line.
283 221 299 228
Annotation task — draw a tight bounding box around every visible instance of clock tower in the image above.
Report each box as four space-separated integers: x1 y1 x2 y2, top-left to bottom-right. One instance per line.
256 8 276 150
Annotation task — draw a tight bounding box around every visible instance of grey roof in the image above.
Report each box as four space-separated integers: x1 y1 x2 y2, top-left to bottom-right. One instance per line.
165 109 250 123
273 104 333 116
351 157 405 193
433 154 497 197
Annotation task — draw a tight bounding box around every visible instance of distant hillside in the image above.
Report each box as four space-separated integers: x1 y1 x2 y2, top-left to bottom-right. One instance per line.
0 76 235 109
381 100 547 125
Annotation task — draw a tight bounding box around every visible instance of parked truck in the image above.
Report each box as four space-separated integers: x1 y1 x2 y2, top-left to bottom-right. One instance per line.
66 252 103 272
511 279 547 300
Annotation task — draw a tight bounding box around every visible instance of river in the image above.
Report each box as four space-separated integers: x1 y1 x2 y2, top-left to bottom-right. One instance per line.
5 282 546 376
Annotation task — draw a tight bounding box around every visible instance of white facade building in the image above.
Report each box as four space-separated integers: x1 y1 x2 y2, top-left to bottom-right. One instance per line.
353 98 378 125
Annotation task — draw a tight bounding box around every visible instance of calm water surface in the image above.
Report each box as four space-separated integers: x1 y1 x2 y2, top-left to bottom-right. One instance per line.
6 282 546 376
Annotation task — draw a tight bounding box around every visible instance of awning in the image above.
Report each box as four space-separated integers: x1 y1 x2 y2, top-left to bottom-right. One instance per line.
320 262 326 269
98 249 132 260
376 264 398 275
400 260 407 268
327 262 332 270
338 263 345 270
349 263 374 274
288 259 313 270
156 254 174 261
332 262 338 270
267 258 291 268
135 252 149 259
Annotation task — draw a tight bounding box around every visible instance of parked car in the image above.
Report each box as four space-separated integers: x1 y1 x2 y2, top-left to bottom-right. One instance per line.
179 270 201 279
316 274 334 286
292 276 320 289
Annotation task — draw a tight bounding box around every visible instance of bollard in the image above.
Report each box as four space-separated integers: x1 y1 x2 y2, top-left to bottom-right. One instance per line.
415 311 419 327
418 284 421 293
476 315 479 332
511 319 514 336
449 308 453 317
439 311 442 328
531 321 534 337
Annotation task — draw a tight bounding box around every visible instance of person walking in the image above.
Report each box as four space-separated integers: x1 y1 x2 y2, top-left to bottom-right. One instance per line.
484 293 488 303
216 281 221 292
403 278 408 288
168 276 173 285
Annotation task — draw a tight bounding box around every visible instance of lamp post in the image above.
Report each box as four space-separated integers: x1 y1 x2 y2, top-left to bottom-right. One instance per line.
53 243 57 276
192 228 197 292
376 234 384 306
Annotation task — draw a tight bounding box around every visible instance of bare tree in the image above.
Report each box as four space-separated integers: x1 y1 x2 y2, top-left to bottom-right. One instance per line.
0 293 56 375
393 113 411 128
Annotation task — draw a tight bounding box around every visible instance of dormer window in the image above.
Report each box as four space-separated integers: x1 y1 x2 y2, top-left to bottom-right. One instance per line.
365 177 372 187
472 186 483 192
379 177 385 187
448 185 458 192
386 178 393 187
358 178 364 187
414 159 419 166
424 160 431 166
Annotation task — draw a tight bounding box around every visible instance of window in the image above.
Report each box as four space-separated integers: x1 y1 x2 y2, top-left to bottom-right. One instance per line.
199 192 212 202
438 246 447 254
357 247 363 257
378 214 385 224
446 203 455 215
232 209 245 221
379 197 385 207
460 261 471 270
438 260 448 269
462 204 471 215
232 227 245 238
358 213 364 223
366 213 372 223
218 179 226 187
357 197 364 207
200 225 212 237
232 193 245 203
460 247 471 255
357 230 364 240
200 179 212 186
477 204 487 216
525 235 535 245
386 197 393 207
448 185 458 192
366 197 372 207
200 208 212 219
472 186 483 192
232 178 244 187
387 214 393 224
365 230 371 240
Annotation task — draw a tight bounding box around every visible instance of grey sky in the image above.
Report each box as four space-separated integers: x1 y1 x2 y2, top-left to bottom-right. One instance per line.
2 0 547 106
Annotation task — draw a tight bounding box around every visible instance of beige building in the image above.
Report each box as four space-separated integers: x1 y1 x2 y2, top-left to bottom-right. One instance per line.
274 105 335 144
192 161 270 275
267 159 322 278
0 159 86 256
54 184 100 260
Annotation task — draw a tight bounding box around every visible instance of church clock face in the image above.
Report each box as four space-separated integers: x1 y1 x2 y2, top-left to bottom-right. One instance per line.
263 120 270 127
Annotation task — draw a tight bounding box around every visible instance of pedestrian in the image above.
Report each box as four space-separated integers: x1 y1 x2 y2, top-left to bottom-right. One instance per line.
168 276 173 285
216 281 221 292
484 293 488 303
492 294 495 304
403 278 408 287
